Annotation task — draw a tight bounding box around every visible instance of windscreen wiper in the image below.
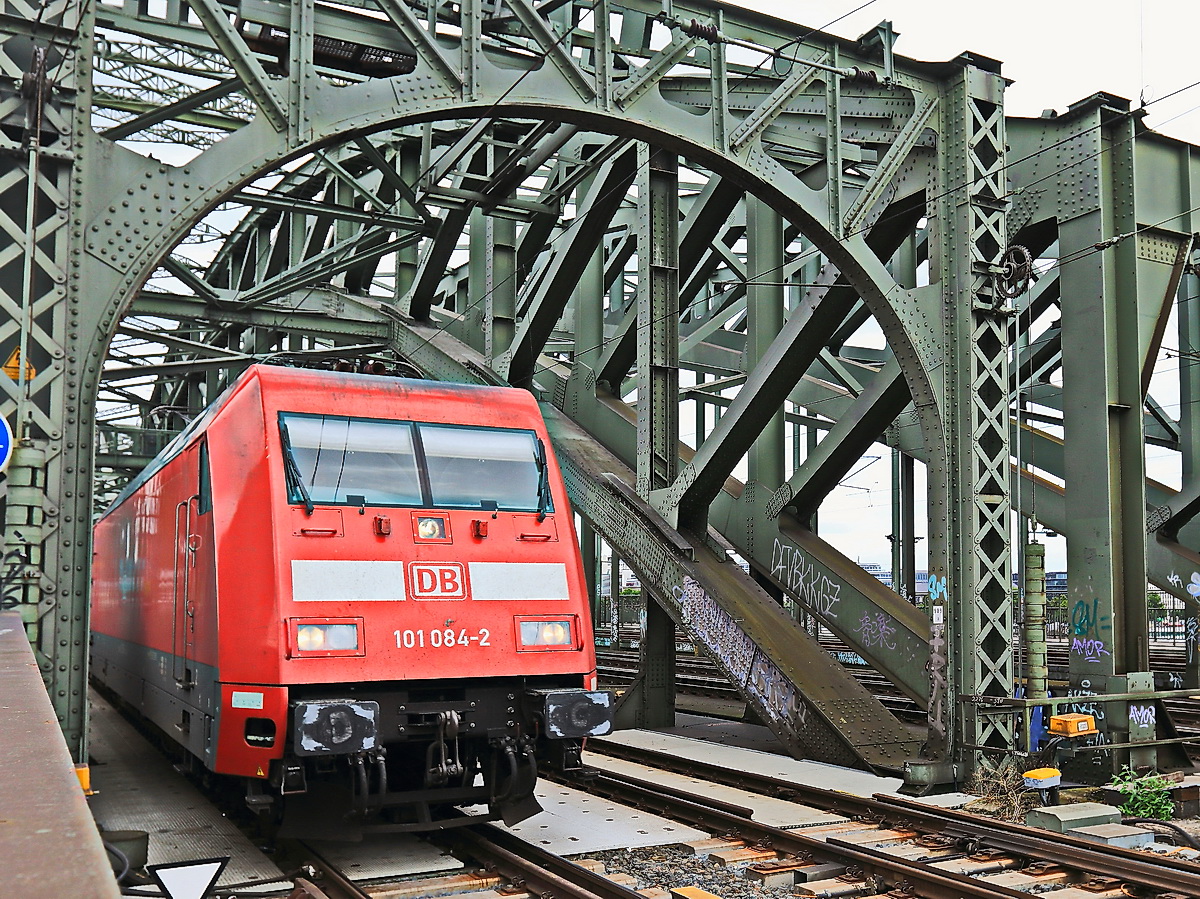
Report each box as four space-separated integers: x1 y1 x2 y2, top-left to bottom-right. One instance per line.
534 438 552 522
278 417 315 515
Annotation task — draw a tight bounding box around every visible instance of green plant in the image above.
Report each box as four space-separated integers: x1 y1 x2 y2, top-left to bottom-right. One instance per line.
1108 767 1175 820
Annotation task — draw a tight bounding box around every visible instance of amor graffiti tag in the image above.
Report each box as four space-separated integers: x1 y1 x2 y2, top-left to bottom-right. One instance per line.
770 539 842 619
1071 637 1111 663
1129 704 1156 727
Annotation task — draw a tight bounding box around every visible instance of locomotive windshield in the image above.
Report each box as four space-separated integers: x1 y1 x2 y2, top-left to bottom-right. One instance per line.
279 413 551 513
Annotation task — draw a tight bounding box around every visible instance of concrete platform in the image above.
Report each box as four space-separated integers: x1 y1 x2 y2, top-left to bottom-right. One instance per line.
87 690 286 892
584 752 849 829
662 713 791 755
594 727 904 800
0 614 118 898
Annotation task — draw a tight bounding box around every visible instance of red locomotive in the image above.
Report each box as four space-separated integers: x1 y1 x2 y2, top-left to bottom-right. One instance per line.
90 364 612 831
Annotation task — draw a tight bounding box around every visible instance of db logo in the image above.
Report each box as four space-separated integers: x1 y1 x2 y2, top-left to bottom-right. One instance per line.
409 563 467 599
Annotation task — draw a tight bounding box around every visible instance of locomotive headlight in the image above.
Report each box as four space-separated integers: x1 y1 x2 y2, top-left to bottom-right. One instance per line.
296 625 326 651
323 624 359 650
517 617 575 649
288 619 363 657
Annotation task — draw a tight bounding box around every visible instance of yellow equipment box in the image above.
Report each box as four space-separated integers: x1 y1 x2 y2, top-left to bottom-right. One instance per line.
1022 767 1061 788
1048 712 1098 736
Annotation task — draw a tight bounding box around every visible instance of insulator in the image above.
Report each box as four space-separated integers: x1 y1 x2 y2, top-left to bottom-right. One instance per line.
680 18 720 42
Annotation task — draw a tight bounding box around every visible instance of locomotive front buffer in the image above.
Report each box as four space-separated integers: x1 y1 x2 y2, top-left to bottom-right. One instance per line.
273 684 613 829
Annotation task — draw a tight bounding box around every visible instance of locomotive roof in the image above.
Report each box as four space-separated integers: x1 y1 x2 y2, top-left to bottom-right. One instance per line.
98 364 531 520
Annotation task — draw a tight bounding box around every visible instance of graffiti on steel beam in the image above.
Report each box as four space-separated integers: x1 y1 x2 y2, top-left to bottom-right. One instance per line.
673 577 809 732
1187 617 1199 666
1079 730 1112 768
770 538 841 619
1129 704 1156 727
925 574 948 744
1066 679 1106 722
856 611 897 651
1071 637 1111 663
1069 597 1110 637
0 549 30 611
1069 596 1112 663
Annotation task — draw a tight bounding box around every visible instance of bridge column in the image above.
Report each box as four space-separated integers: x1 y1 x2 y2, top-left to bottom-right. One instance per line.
746 196 785 489
0 0 95 762
631 144 679 728
1060 106 1153 771
1181 260 1200 690
469 204 516 365
924 60 1013 777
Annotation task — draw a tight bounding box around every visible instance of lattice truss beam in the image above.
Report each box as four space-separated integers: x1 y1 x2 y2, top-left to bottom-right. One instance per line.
2 0 1199 775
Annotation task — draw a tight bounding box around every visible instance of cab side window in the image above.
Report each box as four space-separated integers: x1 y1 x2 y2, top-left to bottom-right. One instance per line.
198 440 212 515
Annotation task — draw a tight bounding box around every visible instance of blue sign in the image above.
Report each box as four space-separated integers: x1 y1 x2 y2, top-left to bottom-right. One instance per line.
0 416 11 473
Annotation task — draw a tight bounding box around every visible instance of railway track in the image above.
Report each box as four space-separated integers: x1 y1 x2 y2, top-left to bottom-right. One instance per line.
598 641 1200 733
286 737 1200 899
596 649 928 725
571 738 1200 897
292 824 652 899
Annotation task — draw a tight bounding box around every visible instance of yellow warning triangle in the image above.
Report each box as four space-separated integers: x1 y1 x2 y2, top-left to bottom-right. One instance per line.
2 347 35 381
256 766 265 777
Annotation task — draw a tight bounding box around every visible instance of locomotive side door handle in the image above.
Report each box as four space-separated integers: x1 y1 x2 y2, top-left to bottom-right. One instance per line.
175 494 200 689
171 499 189 685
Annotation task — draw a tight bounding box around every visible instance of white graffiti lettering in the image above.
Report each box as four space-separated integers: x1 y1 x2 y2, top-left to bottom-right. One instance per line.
771 539 842 619
1071 637 1111 663
1129 704 1156 727
1065 688 1106 721
674 576 808 731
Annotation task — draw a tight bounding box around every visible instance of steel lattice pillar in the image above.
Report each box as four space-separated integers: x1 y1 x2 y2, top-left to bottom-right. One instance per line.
0 0 95 761
924 61 1014 770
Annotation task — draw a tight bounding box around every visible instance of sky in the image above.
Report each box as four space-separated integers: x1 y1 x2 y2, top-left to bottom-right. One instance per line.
713 1 1200 574
728 1 1200 146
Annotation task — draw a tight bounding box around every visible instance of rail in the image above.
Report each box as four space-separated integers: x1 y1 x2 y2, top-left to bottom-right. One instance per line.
450 823 648 899
581 737 1200 897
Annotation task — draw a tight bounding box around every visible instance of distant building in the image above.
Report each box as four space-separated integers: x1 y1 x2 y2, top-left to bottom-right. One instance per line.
857 562 928 597
1011 570 1068 594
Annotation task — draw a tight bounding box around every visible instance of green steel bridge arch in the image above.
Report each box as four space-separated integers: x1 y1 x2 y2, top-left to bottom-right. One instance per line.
2 0 1197 785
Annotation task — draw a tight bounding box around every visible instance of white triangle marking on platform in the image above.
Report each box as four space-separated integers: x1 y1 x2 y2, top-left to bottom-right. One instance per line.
149 857 229 899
